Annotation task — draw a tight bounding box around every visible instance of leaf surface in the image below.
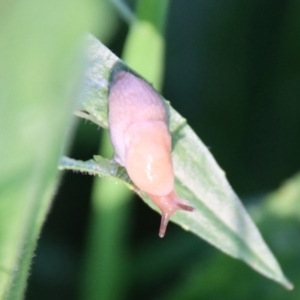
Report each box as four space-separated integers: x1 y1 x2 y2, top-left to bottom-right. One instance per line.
63 35 293 289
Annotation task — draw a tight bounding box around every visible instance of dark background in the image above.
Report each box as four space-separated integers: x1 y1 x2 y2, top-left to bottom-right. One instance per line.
26 1 300 299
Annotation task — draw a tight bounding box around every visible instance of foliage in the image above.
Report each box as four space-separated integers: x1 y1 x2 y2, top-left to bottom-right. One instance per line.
1 0 299 299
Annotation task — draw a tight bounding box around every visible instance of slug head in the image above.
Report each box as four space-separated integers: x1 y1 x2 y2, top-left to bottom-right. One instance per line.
148 190 195 238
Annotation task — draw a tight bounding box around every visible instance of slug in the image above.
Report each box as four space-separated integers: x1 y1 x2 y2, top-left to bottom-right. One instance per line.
108 71 195 237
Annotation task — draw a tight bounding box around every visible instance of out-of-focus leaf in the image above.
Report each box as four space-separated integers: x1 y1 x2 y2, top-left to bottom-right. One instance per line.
122 0 169 89
0 0 96 298
61 35 293 289
262 172 300 220
97 0 120 43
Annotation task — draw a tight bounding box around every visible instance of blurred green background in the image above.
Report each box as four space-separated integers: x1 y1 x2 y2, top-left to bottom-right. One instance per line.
24 0 300 299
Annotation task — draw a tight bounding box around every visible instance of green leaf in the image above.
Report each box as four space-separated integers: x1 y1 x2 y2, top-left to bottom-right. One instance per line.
262 172 300 220
65 34 293 289
122 0 169 89
59 156 134 191
0 0 96 298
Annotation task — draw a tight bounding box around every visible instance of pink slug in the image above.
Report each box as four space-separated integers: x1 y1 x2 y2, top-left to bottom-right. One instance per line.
108 71 195 237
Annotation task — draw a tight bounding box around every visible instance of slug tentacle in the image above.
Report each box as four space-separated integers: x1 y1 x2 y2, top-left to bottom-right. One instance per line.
108 70 195 237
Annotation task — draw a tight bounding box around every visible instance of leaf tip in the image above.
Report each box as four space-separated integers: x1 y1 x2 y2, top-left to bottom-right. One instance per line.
282 278 294 291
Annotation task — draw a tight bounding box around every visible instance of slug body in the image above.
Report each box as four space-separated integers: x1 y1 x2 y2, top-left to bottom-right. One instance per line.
108 71 194 237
